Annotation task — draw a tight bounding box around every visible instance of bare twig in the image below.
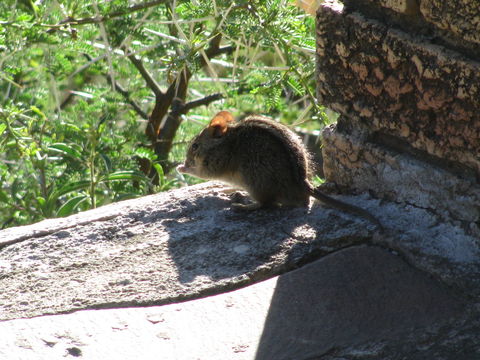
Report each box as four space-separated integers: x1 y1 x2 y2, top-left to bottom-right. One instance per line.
47 0 169 28
125 50 164 98
182 93 224 113
106 75 149 120
61 54 148 119
93 2 115 91
213 45 235 57
82 54 148 119
125 30 235 171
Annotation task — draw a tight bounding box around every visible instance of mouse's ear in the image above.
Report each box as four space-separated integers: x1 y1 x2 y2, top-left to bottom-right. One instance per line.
208 111 234 137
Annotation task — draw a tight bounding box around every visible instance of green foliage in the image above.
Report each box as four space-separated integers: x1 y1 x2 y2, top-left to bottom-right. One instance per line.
0 0 332 229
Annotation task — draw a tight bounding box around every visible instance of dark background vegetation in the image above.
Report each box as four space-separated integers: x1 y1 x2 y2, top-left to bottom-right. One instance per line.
0 0 331 228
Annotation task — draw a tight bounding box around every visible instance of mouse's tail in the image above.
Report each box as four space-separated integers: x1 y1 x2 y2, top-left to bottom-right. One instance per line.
309 185 383 231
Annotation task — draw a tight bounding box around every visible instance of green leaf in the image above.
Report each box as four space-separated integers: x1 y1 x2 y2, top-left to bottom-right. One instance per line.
50 180 91 201
287 77 304 96
100 171 148 182
16 14 34 22
36 196 46 208
48 143 83 159
63 123 82 133
153 163 165 184
158 179 177 191
114 193 139 202
100 153 112 173
30 106 46 119
0 190 9 203
0 123 6 136
56 195 88 217
135 147 157 161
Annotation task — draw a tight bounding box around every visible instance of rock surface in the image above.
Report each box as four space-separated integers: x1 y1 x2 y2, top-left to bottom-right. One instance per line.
317 1 480 176
0 246 474 360
420 0 480 47
1 182 479 358
0 182 379 321
315 0 480 239
2 0 479 358
322 123 480 224
342 0 480 58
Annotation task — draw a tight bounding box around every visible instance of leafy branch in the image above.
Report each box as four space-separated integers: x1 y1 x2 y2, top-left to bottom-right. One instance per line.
47 0 170 28
125 31 234 178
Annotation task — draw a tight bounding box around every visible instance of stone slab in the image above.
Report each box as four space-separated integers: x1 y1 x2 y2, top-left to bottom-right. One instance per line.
255 246 474 359
1 181 479 324
0 246 474 360
0 182 378 321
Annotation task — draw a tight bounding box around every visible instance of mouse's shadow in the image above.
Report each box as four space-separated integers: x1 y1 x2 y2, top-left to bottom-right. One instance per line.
160 193 367 285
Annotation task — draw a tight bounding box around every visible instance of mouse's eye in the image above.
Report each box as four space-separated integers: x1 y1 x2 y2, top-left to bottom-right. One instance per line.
191 143 199 151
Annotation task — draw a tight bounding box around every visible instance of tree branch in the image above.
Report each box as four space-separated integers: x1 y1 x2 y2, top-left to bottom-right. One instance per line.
48 0 169 28
212 45 235 57
125 50 164 98
106 75 149 120
75 54 148 119
201 34 223 65
181 93 224 113
135 32 234 170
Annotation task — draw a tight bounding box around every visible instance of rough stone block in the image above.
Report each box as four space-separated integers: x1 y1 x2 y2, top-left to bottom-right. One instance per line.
420 0 480 45
349 0 420 15
381 0 418 14
322 122 480 224
316 1 480 176
340 0 480 58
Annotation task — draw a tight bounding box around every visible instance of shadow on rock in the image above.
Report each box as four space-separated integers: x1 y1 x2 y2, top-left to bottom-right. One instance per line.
254 245 473 359
162 194 325 284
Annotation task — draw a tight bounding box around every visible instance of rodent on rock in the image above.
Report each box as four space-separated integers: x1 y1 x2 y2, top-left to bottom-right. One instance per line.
177 111 382 229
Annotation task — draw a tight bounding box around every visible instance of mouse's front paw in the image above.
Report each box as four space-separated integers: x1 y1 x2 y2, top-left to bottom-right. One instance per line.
229 191 249 203
231 202 262 211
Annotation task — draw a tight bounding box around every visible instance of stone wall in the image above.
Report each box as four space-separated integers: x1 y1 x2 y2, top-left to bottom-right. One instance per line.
316 0 480 226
